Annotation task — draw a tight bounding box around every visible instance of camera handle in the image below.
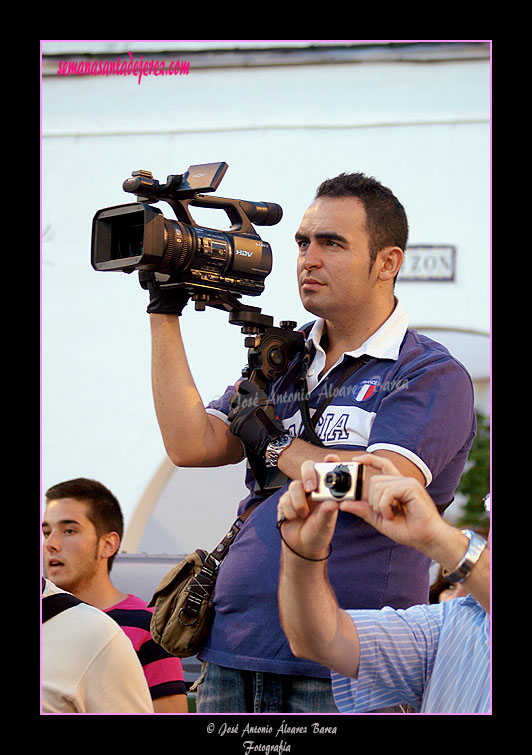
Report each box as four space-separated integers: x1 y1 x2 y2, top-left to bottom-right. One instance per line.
164 195 258 235
124 167 279 236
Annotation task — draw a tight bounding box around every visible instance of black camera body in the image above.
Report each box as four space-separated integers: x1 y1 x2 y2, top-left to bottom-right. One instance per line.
91 162 282 300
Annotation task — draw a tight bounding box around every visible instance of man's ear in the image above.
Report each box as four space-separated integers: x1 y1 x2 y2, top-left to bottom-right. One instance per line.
377 246 403 281
99 531 121 561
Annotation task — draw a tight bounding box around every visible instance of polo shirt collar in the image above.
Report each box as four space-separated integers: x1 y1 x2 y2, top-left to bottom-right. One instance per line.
307 298 408 362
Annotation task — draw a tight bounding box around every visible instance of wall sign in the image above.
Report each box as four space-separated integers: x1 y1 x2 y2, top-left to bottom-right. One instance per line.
399 245 456 281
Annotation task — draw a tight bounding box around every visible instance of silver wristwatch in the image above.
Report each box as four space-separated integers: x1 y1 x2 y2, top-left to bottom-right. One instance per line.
442 529 487 584
265 434 294 468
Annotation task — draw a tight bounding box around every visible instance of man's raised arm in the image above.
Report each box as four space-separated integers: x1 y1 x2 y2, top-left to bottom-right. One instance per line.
146 277 244 469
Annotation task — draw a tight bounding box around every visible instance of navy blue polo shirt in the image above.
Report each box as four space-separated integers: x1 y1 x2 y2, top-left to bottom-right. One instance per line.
201 302 476 677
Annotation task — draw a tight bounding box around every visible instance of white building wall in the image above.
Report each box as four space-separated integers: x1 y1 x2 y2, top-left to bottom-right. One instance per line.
41 41 490 552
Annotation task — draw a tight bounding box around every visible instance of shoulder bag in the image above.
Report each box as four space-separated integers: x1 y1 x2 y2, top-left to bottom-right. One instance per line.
148 501 259 657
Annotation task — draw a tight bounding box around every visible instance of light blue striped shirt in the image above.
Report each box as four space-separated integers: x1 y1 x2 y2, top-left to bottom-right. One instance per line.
331 595 490 714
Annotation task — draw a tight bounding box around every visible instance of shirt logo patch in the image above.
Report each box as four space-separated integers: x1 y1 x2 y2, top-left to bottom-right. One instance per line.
353 378 380 402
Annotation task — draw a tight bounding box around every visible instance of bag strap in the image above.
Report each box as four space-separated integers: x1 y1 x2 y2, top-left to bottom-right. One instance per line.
205 502 260 570
42 592 84 623
177 502 261 626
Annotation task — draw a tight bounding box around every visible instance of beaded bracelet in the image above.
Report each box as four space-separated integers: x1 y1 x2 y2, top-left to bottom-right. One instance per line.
276 517 333 562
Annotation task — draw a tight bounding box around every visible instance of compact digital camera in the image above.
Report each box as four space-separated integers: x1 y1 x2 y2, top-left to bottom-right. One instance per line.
311 462 364 502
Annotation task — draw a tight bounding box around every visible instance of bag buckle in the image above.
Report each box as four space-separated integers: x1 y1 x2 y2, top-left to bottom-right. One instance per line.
178 607 199 627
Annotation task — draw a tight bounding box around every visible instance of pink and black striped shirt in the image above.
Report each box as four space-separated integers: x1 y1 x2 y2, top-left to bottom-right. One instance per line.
105 594 186 701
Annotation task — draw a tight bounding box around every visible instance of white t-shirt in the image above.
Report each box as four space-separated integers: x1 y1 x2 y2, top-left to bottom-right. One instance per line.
42 579 153 714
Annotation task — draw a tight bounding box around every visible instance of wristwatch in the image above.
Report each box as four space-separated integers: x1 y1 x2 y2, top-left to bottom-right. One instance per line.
442 529 487 584
265 433 294 468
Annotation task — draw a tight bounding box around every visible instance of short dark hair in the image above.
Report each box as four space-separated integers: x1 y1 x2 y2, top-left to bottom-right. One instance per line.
45 478 124 572
315 172 409 268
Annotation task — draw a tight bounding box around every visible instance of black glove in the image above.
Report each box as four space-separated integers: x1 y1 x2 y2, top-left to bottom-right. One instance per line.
139 272 190 316
228 380 286 457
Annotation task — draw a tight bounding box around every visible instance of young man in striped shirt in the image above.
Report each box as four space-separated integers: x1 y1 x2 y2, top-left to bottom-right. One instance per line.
277 453 490 714
43 478 188 713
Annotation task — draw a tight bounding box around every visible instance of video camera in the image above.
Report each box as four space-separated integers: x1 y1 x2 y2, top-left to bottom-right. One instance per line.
91 161 280 302
91 163 308 491
91 162 305 391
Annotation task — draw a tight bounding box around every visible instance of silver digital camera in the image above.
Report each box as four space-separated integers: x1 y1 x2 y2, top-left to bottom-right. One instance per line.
311 462 364 502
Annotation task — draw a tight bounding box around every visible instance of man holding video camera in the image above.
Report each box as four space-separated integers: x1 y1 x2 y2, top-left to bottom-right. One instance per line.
145 172 476 712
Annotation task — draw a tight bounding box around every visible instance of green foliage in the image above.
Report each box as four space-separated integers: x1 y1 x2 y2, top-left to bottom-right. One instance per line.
456 411 490 529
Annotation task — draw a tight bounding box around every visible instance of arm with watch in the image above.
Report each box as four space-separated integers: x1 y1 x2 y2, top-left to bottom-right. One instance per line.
144 265 424 483
227 379 426 498
145 277 355 476
145 275 423 494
